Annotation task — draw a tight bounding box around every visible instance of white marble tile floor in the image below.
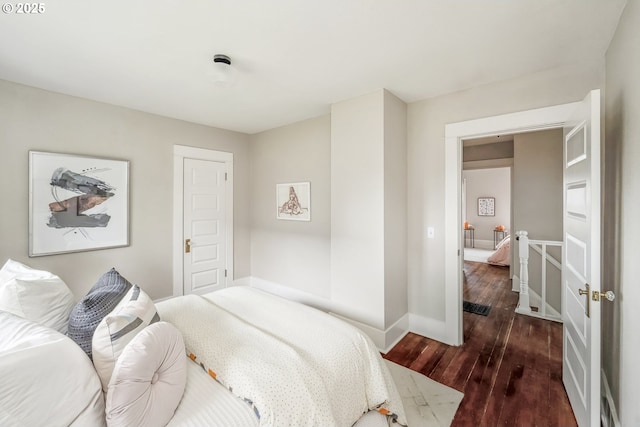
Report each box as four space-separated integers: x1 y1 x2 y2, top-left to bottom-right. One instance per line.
385 360 463 427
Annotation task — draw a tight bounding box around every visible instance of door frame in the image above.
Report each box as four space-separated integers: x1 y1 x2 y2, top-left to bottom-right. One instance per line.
443 102 580 346
172 145 234 297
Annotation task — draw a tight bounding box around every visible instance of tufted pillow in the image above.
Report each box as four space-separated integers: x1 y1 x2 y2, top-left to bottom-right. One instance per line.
93 285 160 391
67 268 132 359
0 259 75 334
106 322 187 427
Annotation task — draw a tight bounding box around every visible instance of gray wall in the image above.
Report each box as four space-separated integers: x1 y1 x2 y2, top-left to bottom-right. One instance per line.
513 129 563 242
0 80 251 300
512 129 563 312
604 1 640 424
249 115 331 299
462 167 511 247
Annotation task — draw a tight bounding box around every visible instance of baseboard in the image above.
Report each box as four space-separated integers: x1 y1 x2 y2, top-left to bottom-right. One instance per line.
232 276 251 287
331 311 409 353
512 274 520 292
601 369 621 427
473 239 495 250
384 314 409 352
237 276 408 352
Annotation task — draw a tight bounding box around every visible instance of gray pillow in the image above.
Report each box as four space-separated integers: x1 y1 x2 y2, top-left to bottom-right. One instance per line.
67 268 132 359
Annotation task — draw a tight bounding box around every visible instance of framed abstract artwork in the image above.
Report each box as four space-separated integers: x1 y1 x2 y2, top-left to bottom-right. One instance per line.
276 182 310 221
29 151 130 256
477 197 495 216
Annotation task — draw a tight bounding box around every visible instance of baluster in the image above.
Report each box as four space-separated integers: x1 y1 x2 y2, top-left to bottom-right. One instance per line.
516 230 531 314
541 243 547 317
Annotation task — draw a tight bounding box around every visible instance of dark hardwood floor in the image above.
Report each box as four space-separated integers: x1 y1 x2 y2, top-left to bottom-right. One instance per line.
384 261 577 427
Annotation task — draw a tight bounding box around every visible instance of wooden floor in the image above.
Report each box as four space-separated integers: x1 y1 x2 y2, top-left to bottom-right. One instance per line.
384 261 577 427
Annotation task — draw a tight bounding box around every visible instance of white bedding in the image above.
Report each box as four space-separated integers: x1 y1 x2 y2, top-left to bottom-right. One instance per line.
167 359 259 427
168 358 392 427
157 286 406 427
0 311 106 427
488 234 511 266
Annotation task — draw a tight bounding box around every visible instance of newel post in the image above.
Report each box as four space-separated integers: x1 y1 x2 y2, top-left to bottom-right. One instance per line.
515 230 532 314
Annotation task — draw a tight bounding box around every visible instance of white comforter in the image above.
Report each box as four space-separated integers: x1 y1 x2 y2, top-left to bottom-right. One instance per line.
157 286 406 427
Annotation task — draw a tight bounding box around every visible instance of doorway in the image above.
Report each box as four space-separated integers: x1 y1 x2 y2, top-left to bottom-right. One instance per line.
443 102 579 346
172 145 234 296
444 91 603 426
461 130 566 333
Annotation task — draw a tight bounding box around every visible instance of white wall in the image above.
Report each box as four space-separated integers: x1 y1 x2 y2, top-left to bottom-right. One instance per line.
0 80 252 300
604 1 640 424
330 90 386 329
249 115 331 299
328 89 408 334
462 167 511 248
383 90 408 329
407 60 605 323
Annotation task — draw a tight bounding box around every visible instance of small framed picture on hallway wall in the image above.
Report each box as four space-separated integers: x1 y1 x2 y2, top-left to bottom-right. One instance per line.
478 197 495 216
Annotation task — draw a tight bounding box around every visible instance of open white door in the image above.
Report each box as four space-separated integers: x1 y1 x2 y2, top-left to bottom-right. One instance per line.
183 158 228 295
562 89 601 427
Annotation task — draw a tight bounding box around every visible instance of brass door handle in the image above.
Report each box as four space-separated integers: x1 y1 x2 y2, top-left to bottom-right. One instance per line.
185 239 191 253
578 284 590 318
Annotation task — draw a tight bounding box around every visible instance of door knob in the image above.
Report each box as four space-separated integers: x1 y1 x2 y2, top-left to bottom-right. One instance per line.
592 290 616 302
185 239 191 253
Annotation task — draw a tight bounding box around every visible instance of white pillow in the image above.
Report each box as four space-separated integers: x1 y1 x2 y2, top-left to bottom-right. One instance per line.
0 311 106 427
0 259 75 334
106 322 187 427
93 285 160 391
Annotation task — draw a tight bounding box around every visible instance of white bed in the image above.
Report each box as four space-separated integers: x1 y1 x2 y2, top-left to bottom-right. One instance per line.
157 286 405 427
0 260 406 427
167 357 392 427
166 359 259 427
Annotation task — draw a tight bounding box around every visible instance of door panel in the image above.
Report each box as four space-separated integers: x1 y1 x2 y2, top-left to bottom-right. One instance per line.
562 90 601 427
183 158 227 295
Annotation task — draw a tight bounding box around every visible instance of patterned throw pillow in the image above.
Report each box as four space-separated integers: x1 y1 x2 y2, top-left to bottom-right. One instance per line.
67 268 132 359
93 285 160 391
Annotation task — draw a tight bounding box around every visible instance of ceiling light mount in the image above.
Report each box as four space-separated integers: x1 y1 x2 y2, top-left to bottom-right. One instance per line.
213 54 231 66
211 54 236 87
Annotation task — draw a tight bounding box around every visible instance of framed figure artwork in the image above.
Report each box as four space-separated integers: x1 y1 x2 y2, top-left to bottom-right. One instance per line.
276 182 310 221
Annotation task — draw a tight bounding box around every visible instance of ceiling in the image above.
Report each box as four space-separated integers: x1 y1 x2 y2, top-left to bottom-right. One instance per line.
0 0 626 134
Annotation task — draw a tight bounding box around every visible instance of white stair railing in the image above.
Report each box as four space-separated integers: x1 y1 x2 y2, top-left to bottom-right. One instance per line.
515 230 563 322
